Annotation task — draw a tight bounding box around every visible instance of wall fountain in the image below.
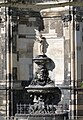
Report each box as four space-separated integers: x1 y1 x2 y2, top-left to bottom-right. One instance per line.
15 34 68 120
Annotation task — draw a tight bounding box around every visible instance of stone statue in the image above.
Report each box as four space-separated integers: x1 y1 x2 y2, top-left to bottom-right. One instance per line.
36 34 49 55
39 35 46 54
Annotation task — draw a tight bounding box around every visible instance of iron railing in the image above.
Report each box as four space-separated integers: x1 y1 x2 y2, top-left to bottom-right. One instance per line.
16 104 65 114
15 0 60 4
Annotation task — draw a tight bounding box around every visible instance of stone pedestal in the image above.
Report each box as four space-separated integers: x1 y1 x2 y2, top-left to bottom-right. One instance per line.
16 113 68 120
